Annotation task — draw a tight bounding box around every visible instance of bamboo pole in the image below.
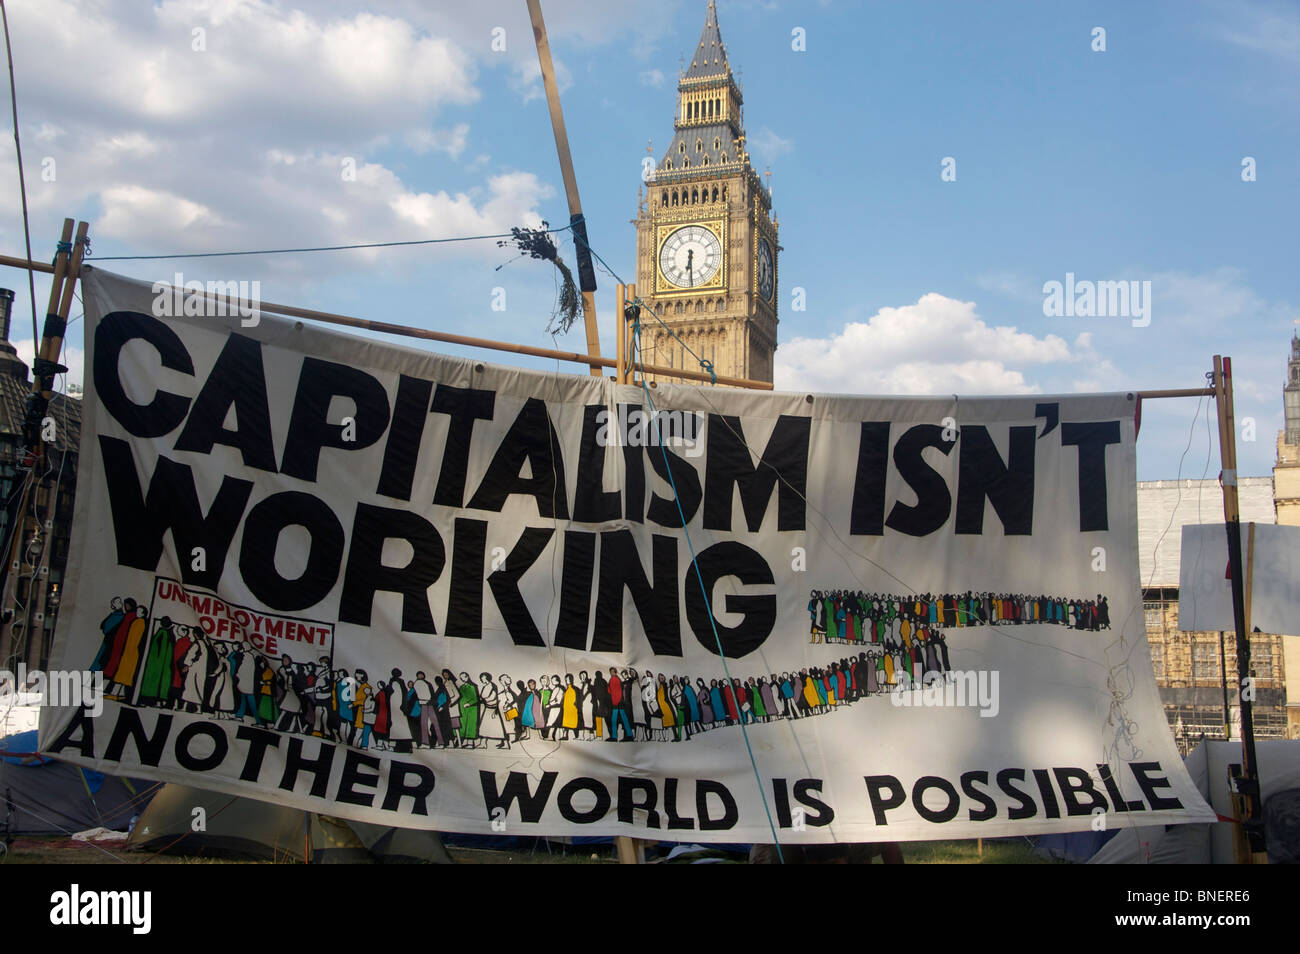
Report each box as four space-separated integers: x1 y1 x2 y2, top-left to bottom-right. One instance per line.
615 283 625 385
526 0 602 376
129 278 775 390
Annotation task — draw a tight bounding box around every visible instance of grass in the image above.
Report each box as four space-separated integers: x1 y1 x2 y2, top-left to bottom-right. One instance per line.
2 835 1059 864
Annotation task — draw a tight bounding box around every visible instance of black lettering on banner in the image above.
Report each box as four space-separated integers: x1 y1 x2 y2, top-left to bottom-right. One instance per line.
554 530 596 650
772 777 794 827
94 311 194 437
479 771 558 824
1129 762 1183 811
593 531 680 656
646 444 701 527
46 706 94 759
281 357 391 481
793 779 834 827
174 721 227 772
102 709 170 766
703 413 809 532
620 407 645 524
376 375 435 501
864 775 906 825
696 780 738 830
955 425 1036 535
960 770 998 821
849 422 890 535
684 541 775 658
466 398 569 519
382 762 437 815
618 777 662 829
1097 762 1144 812
664 778 695 830
574 405 621 522
337 749 382 807
279 737 336 798
235 725 281 782
1054 767 1109 816
886 424 956 537
100 437 253 589
340 503 446 634
1032 768 1061 819
1061 421 1121 531
557 777 611 824
486 528 555 647
445 518 487 639
912 775 960 823
239 492 345 611
174 333 277 470
997 768 1038 820
430 385 496 508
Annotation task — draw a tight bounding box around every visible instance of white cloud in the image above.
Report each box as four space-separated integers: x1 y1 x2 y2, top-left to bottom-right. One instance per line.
639 68 666 87
404 123 471 158
776 293 1073 395
510 55 573 103
747 126 793 163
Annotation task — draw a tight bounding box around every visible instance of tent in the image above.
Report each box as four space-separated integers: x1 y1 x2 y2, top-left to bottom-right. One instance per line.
1088 739 1300 864
0 730 157 837
126 782 452 863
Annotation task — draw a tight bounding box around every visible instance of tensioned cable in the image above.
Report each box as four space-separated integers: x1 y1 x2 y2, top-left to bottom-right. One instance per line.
631 317 784 862
87 224 575 263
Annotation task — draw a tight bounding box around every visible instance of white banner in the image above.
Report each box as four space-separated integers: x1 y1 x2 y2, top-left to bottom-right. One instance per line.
1178 522 1300 636
40 266 1215 842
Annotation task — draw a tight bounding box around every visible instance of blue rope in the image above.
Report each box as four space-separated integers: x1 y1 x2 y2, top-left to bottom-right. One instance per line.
575 231 718 386
632 320 785 863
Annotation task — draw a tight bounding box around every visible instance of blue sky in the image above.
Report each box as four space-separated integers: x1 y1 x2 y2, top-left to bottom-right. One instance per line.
1 0 1296 481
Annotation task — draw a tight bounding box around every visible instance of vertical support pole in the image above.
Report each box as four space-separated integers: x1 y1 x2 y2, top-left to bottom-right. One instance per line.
525 0 602 376
0 218 74 668
625 282 637 385
1213 354 1267 862
615 283 625 385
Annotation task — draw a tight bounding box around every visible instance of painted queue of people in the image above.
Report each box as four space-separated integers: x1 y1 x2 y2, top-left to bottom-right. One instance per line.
93 593 964 754
808 589 1111 643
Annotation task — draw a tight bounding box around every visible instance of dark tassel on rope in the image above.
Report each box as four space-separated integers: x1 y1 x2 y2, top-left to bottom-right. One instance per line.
497 220 580 335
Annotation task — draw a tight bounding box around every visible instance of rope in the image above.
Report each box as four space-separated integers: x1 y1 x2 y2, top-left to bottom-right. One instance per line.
87 224 575 263
631 316 785 862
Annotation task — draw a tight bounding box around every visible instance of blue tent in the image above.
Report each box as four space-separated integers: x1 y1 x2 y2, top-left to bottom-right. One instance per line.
0 730 158 837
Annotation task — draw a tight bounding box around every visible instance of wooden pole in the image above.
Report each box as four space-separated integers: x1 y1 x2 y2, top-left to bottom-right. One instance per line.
0 219 79 668
615 283 625 384
120 277 774 391
1212 355 1267 863
526 0 602 376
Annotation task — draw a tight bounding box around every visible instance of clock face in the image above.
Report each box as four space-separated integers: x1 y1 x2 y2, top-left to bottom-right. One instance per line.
757 237 774 301
659 224 722 288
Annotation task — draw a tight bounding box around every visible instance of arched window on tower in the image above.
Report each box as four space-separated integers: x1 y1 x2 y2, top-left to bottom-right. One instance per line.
711 186 718 202
707 99 713 118
721 185 727 200
702 157 709 166
691 188 698 203
696 139 703 153
661 190 668 207
671 190 678 206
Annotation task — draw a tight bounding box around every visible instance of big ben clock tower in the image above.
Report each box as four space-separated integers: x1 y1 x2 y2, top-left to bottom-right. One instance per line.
634 0 779 384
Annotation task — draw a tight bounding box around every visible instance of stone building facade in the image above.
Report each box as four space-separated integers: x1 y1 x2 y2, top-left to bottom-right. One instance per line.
633 1 779 384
